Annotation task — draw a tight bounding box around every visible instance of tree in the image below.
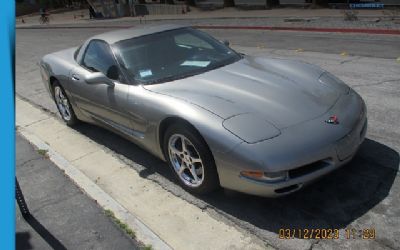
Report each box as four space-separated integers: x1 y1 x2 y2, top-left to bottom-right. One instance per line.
266 0 280 9
185 0 195 6
224 0 234 7
311 0 328 8
266 0 273 9
160 0 175 4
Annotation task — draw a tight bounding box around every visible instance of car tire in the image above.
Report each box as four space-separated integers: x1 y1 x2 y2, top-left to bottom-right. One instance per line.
52 81 79 126
163 123 219 195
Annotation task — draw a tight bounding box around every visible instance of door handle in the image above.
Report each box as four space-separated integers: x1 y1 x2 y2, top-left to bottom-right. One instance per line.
71 74 80 81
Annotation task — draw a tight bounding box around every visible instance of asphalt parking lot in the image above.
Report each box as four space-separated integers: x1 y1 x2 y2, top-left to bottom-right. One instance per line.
16 26 400 250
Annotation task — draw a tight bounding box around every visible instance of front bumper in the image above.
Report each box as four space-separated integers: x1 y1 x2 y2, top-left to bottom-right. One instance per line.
215 90 367 197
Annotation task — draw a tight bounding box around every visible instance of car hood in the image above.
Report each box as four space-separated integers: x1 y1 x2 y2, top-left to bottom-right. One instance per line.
144 56 346 129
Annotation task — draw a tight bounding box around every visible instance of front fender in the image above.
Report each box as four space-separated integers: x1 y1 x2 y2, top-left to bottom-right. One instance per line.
127 86 243 162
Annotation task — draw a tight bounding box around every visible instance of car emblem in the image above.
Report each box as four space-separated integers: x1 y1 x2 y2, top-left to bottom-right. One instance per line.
326 115 339 125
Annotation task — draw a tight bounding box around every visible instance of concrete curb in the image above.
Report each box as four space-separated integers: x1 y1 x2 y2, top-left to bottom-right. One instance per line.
16 25 131 29
16 97 270 250
17 128 173 250
16 24 400 35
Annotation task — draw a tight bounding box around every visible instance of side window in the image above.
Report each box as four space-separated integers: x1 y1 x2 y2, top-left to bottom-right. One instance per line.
174 33 213 49
82 40 119 80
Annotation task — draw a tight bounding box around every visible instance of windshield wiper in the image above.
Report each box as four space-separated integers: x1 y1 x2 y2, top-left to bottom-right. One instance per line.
208 58 235 71
145 74 187 85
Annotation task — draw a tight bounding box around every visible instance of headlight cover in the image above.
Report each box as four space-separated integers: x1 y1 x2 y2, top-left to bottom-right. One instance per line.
222 113 281 144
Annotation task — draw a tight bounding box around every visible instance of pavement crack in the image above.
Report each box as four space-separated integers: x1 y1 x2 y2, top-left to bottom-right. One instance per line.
339 56 361 65
18 157 43 167
71 150 99 162
309 239 320 250
31 190 81 214
352 78 400 88
16 93 58 116
109 150 273 246
374 239 397 250
24 117 52 127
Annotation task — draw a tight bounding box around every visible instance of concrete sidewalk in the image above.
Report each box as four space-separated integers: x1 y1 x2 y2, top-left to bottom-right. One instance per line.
16 7 400 33
16 134 142 250
16 97 270 250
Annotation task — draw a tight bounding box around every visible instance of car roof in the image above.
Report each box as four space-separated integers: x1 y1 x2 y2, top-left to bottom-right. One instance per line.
91 24 187 44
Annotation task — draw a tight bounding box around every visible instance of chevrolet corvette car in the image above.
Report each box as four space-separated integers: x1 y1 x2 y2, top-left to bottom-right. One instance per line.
39 24 367 197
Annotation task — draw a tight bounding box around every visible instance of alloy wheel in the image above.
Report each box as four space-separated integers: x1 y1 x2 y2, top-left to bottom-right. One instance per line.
54 86 71 121
168 134 205 187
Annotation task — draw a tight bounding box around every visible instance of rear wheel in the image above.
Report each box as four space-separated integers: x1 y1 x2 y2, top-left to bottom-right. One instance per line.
52 81 79 126
163 123 219 194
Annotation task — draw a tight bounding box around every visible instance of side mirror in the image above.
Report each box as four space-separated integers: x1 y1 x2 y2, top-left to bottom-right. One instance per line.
106 65 120 81
84 72 114 86
223 40 230 47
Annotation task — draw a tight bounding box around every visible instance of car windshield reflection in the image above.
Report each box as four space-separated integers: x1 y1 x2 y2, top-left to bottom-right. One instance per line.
114 27 242 84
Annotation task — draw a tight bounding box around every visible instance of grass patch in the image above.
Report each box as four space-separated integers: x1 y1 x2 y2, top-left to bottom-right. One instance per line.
37 149 48 157
143 245 153 250
104 209 154 249
104 209 136 239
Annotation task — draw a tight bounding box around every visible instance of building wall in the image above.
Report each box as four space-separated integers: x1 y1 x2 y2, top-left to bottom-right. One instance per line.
382 0 400 5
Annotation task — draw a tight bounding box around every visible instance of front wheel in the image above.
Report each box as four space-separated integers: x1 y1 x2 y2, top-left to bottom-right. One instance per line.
163 123 219 195
52 81 79 126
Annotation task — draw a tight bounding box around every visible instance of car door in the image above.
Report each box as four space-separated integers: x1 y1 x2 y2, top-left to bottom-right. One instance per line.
68 39 134 135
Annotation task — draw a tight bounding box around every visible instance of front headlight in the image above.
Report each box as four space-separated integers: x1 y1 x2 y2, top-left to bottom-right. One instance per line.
263 171 288 182
223 113 281 144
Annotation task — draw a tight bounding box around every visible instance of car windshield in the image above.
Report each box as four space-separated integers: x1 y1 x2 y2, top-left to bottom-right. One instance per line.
113 27 242 84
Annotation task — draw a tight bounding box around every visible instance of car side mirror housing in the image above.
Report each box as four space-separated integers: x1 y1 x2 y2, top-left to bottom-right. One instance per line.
223 40 230 47
84 72 114 86
106 65 120 81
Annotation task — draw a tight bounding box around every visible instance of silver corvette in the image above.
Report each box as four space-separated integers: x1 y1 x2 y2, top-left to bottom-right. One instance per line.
40 24 367 197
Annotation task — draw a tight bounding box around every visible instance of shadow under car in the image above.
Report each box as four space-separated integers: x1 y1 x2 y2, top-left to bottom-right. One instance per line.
74 122 399 237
